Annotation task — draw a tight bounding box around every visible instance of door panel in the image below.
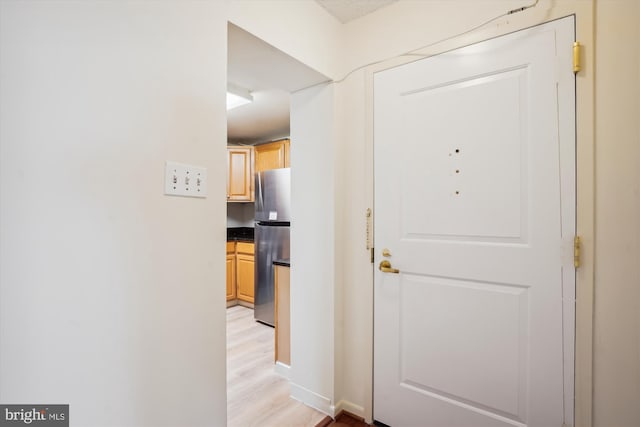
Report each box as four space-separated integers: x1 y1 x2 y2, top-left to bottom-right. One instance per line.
401 68 526 241
374 18 575 427
400 276 527 418
226 254 236 301
237 253 255 303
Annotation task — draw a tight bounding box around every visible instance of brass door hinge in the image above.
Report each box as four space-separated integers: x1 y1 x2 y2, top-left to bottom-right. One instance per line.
574 236 581 268
573 41 581 74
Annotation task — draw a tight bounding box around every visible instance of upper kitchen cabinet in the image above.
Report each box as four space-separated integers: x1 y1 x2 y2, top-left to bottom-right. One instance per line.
254 139 290 172
227 146 254 202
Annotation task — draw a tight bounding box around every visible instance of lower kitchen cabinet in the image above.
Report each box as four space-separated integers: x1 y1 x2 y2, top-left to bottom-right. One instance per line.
226 254 236 301
226 242 236 301
236 242 255 304
226 241 255 306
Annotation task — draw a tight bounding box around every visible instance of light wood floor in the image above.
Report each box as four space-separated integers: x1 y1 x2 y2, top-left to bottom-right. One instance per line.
227 305 326 427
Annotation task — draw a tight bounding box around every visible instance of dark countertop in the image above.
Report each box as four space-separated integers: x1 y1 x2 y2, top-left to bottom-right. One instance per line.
227 236 254 243
227 227 254 242
273 259 290 267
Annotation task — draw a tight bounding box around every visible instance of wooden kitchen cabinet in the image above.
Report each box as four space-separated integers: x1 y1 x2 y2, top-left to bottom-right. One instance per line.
227 146 254 202
236 242 255 303
236 254 255 303
254 139 290 172
226 252 236 301
275 264 290 366
227 241 255 306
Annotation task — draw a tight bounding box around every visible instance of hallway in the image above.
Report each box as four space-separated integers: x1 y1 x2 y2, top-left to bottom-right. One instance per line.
227 305 326 426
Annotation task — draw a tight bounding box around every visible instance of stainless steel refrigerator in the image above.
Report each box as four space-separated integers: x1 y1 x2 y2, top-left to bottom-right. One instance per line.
254 168 290 326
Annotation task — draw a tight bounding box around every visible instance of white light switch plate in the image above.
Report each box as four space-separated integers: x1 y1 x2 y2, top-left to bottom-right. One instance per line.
165 161 207 198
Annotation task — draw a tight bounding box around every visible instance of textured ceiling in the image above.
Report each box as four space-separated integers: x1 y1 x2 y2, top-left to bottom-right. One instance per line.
315 0 398 23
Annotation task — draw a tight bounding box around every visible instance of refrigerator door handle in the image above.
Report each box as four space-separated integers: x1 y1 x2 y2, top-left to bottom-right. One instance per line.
256 172 264 213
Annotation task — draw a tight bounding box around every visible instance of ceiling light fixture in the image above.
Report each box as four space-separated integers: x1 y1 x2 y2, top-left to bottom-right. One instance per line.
227 83 253 110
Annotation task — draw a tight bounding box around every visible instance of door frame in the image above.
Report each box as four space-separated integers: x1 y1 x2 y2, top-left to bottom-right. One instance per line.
363 14 595 427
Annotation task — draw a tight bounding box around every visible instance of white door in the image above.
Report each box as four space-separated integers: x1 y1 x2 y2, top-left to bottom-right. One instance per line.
374 18 576 427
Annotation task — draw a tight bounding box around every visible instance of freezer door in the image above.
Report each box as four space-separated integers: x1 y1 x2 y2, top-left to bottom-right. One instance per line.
255 168 291 223
254 223 290 326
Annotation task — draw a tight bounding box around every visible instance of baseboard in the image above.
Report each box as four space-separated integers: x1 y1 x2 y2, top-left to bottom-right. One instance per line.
226 300 255 309
290 382 333 416
274 361 290 379
334 400 366 420
236 300 254 309
289 385 366 421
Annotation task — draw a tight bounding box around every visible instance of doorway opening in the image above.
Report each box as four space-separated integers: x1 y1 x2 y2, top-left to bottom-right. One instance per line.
225 22 328 427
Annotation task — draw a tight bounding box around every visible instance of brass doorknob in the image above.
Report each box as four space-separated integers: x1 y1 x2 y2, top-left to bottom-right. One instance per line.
379 260 400 274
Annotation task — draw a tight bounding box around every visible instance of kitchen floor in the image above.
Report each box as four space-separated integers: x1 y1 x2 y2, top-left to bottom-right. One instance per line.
227 305 326 427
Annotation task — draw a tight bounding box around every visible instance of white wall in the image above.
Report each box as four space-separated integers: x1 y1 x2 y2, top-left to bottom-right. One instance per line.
0 2 229 426
593 1 640 426
339 0 542 78
333 70 372 418
289 83 337 414
228 0 342 80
